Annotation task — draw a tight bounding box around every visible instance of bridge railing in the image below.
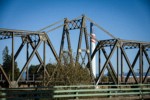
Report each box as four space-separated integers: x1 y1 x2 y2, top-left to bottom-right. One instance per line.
0 84 150 99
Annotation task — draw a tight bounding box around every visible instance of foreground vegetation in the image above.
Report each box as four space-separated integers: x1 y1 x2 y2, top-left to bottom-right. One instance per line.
29 63 92 86
1 46 109 86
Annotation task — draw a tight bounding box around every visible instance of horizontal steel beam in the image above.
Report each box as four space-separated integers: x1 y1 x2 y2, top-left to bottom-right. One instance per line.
0 28 44 37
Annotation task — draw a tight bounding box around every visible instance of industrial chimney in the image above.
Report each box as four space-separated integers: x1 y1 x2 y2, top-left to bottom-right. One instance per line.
90 23 96 78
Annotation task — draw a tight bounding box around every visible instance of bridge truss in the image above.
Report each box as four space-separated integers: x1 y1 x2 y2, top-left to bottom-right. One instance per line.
0 15 150 87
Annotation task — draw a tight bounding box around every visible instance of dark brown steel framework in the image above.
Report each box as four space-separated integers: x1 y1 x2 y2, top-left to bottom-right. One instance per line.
0 31 60 87
90 39 150 85
0 15 150 87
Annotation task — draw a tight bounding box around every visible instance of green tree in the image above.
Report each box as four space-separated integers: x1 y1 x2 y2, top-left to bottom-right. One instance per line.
28 64 42 80
29 64 39 75
46 62 92 86
28 54 93 86
2 46 20 80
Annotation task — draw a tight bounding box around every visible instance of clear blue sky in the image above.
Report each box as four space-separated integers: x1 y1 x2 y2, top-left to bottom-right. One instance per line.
0 0 150 41
0 0 150 73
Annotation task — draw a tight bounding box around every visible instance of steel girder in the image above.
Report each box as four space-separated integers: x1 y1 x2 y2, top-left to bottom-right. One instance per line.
91 39 150 85
0 15 94 87
59 18 73 64
0 15 150 87
59 16 94 81
0 30 60 87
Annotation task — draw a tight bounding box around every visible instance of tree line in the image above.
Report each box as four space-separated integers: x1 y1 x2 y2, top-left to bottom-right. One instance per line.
1 46 92 86
1 46 111 86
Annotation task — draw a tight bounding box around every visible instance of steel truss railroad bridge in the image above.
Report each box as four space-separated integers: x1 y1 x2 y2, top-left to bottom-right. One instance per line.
0 15 150 88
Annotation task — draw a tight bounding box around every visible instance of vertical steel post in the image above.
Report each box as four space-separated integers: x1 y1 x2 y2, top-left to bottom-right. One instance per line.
26 43 29 80
117 46 119 84
90 23 93 55
65 19 73 64
98 50 101 77
76 15 84 63
121 50 123 82
12 32 14 81
43 41 46 83
139 44 143 83
59 18 66 62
